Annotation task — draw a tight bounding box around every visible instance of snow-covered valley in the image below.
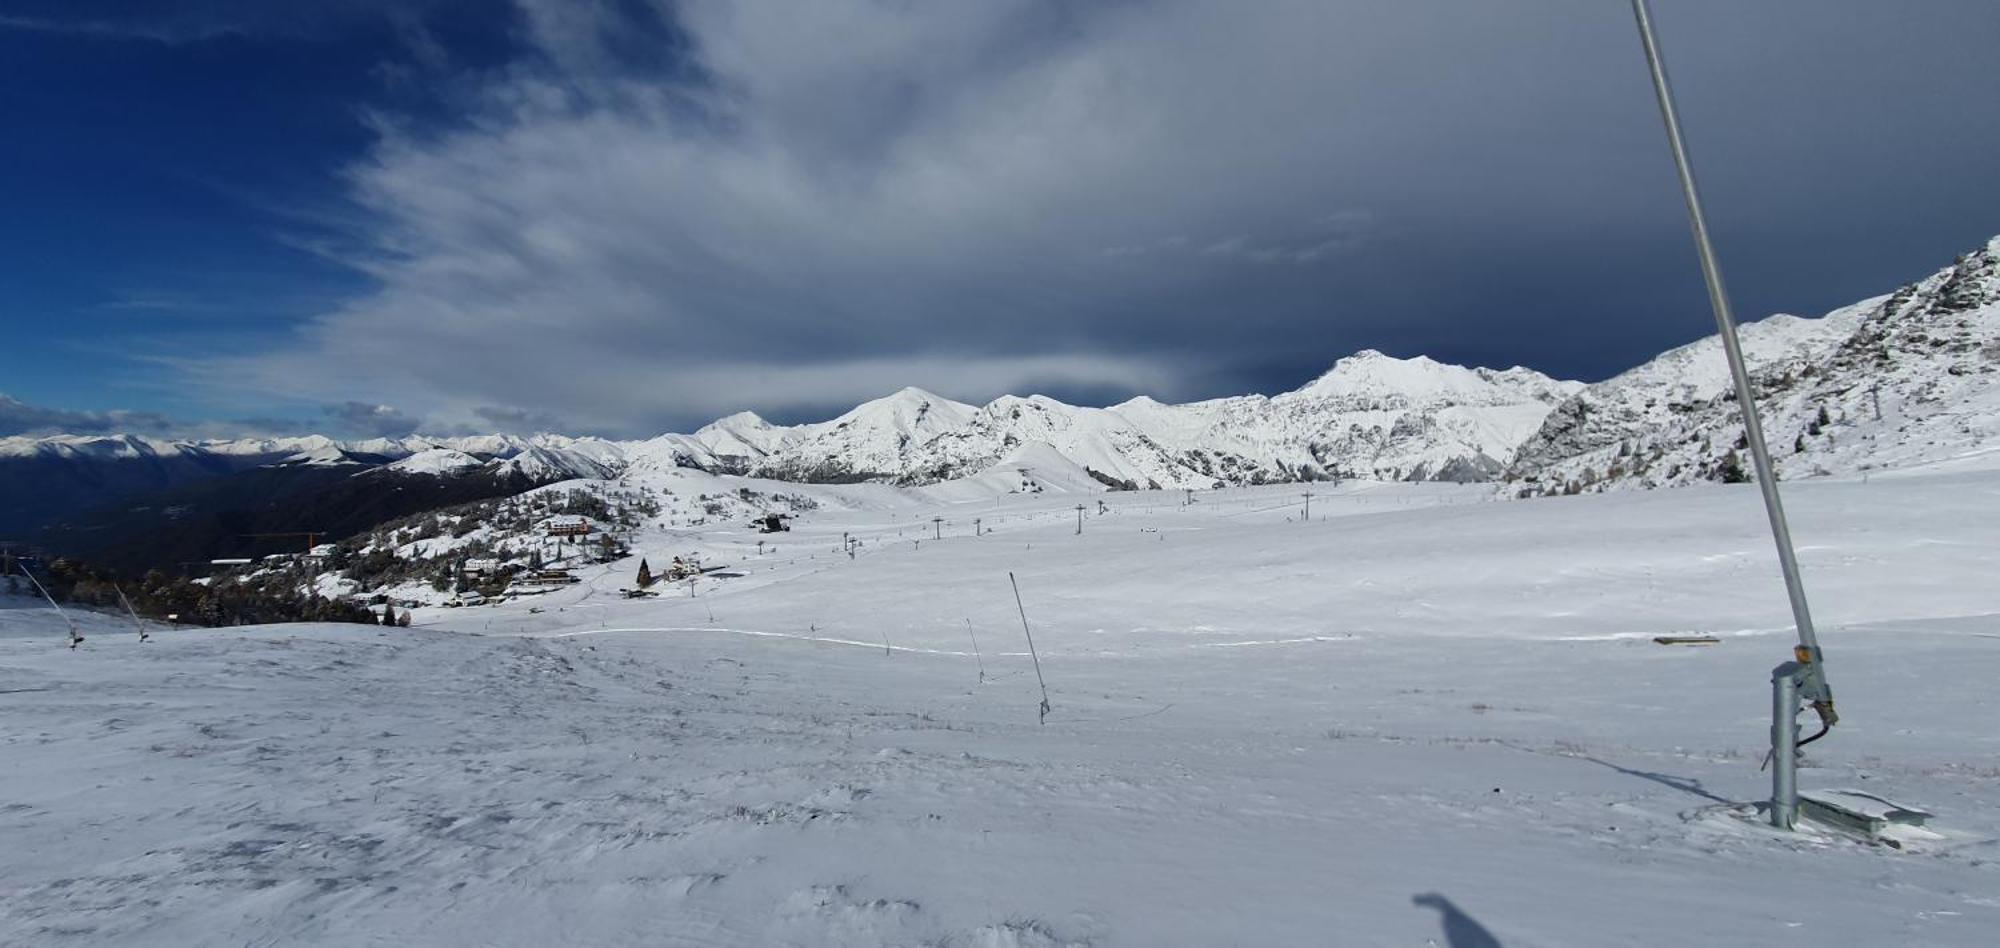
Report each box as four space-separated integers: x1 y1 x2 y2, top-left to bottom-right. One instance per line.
5 466 1998 946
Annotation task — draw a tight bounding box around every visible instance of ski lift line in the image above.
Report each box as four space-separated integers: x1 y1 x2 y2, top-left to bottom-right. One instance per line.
1216 498 1325 519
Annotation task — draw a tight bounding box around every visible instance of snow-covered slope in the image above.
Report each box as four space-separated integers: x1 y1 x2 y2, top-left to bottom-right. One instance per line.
745 388 983 483
7 469 2000 945
387 448 485 476
489 444 620 482
1511 236 2000 492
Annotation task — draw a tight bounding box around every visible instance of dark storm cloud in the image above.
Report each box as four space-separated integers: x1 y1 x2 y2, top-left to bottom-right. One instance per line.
198 0 2000 436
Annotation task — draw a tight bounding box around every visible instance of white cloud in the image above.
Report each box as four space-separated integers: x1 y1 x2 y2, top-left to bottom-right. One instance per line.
200 0 1872 436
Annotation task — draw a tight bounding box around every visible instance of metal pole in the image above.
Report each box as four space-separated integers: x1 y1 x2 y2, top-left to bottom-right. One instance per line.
1771 662 1802 829
1629 0 1834 725
115 584 150 642
20 566 83 648
966 618 986 683
1009 572 1052 724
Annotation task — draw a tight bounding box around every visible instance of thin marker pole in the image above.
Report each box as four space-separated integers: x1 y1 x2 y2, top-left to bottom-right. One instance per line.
965 618 986 683
1008 572 1051 724
1629 0 1833 721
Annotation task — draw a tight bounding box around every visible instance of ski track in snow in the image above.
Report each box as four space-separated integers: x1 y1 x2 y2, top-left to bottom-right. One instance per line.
4 470 2000 946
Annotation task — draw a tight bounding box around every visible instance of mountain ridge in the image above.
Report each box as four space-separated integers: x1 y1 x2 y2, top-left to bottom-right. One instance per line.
7 233 1999 542
1508 235 2000 492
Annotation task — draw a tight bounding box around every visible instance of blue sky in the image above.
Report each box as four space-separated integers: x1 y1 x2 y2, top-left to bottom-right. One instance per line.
0 0 518 433
3 1 1998 439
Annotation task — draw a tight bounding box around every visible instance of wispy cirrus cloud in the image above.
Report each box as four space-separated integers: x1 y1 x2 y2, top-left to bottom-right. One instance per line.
0 394 177 438
0 13 240 44
0 1 469 47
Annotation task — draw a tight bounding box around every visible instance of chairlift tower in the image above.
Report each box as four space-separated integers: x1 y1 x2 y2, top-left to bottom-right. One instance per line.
1629 0 1835 830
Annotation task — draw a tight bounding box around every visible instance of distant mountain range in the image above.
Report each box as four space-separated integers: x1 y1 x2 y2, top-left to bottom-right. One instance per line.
645 350 1583 488
5 234 1995 572
0 350 1586 546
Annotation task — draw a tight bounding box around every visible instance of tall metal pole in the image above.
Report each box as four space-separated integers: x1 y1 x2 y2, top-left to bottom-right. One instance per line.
19 566 83 648
1629 0 1834 711
1009 572 1052 724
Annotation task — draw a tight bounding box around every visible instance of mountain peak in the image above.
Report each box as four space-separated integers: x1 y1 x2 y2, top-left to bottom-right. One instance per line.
700 410 771 432
1287 349 1483 401
843 386 974 419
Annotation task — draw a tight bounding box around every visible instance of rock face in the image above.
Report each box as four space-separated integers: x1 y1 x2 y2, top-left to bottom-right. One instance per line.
1509 237 2000 493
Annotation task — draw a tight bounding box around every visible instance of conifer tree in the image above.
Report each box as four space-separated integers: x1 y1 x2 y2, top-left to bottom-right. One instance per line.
1719 450 1748 484
636 558 654 588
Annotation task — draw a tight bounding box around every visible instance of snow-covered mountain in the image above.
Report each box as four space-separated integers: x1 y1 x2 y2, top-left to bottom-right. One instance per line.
633 354 1582 490
0 432 620 538
1510 236 2000 492
10 233 1999 544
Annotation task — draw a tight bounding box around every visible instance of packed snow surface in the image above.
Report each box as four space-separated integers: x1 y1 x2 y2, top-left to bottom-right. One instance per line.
4 469 1999 946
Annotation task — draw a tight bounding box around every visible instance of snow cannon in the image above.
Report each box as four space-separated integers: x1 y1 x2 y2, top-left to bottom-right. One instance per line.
1628 0 1850 832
